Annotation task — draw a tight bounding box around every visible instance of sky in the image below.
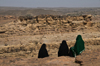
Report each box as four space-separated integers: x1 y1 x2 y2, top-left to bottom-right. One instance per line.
0 0 100 8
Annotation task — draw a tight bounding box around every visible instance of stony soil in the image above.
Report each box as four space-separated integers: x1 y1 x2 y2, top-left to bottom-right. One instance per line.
0 48 100 66
0 15 100 66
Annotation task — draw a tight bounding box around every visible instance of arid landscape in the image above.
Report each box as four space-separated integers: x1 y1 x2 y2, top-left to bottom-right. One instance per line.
0 7 100 66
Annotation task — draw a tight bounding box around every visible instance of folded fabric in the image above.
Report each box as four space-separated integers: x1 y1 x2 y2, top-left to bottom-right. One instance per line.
70 47 76 57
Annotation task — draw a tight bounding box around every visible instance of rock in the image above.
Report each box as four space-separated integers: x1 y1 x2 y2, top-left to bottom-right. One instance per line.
86 21 93 27
25 51 31 54
0 15 93 36
0 34 8 38
0 30 6 33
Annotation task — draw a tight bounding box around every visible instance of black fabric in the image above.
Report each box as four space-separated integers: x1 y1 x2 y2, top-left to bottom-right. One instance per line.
38 44 49 58
69 47 74 57
58 40 69 57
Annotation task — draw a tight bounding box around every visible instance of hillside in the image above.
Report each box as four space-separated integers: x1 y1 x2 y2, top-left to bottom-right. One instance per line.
43 7 100 15
0 7 100 16
0 7 62 16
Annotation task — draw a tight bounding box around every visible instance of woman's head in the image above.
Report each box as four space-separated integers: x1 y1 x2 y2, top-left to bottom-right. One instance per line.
76 35 82 40
41 44 46 49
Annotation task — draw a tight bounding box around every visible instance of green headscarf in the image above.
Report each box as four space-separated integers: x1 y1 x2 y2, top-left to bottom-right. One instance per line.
74 35 85 55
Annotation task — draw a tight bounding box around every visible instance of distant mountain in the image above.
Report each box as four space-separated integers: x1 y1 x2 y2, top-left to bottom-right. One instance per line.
42 7 100 15
0 7 100 16
0 7 62 16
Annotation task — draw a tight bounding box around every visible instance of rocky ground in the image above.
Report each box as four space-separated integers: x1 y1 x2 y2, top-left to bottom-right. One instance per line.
0 15 100 66
0 48 100 66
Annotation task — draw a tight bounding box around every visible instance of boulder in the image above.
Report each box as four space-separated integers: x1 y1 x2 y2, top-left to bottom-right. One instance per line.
86 21 93 27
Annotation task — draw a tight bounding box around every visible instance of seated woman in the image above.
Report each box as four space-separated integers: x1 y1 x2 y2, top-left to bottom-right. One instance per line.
58 40 69 57
38 44 49 58
69 35 85 57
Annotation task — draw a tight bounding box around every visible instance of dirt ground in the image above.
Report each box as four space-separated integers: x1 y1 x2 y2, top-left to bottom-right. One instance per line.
0 19 16 26
0 47 100 66
0 15 100 66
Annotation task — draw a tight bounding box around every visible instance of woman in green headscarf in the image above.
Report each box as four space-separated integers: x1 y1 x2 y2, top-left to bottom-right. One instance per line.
70 35 85 57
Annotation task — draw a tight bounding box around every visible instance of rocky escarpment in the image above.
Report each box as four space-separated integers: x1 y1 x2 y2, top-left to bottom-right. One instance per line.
0 15 95 37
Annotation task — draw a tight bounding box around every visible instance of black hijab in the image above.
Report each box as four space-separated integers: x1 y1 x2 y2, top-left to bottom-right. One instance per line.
38 44 49 58
58 40 69 57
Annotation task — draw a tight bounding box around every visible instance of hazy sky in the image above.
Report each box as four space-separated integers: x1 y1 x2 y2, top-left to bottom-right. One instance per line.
0 0 100 8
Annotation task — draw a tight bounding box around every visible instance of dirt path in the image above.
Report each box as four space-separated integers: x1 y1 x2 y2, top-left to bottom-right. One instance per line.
0 31 100 47
0 19 15 26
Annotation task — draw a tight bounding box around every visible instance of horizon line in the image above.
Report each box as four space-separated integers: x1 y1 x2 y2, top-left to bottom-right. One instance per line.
0 6 100 8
